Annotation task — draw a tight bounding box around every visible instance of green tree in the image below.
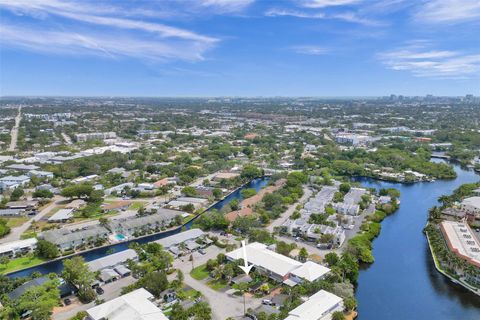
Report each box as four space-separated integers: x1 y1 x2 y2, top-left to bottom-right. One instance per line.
138 271 169 298
344 296 357 311
298 247 308 262
10 187 24 201
332 311 345 320
181 186 197 197
32 189 54 199
241 164 262 180
212 188 223 199
325 252 339 267
339 183 351 194
16 279 60 320
62 256 96 303
230 199 240 211
35 240 59 259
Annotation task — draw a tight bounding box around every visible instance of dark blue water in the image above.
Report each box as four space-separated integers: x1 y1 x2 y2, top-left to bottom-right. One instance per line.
355 163 480 320
7 177 270 278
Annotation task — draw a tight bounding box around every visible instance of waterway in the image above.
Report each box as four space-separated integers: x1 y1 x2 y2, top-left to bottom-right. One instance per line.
7 177 270 278
355 162 480 320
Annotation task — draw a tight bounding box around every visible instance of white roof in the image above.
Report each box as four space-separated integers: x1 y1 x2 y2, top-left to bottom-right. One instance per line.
440 221 480 267
290 261 330 282
285 290 343 320
48 208 74 221
87 249 138 272
155 229 204 249
226 242 302 277
0 238 37 255
87 288 168 320
461 197 480 210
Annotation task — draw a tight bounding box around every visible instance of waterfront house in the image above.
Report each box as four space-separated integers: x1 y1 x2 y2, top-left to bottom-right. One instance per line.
87 249 138 272
284 290 343 320
39 225 109 251
0 238 37 258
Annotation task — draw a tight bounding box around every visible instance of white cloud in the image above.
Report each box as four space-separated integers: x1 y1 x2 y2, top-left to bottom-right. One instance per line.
378 43 480 78
265 8 326 19
415 0 480 24
0 24 212 61
292 45 329 55
200 0 254 13
266 7 382 26
0 0 218 61
301 0 363 8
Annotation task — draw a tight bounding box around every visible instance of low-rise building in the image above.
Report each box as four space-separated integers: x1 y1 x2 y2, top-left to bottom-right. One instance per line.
0 175 30 191
284 290 344 320
47 208 74 223
109 209 181 236
226 242 330 284
87 249 138 272
440 221 480 268
0 238 37 258
39 226 109 251
460 197 480 215
86 288 168 320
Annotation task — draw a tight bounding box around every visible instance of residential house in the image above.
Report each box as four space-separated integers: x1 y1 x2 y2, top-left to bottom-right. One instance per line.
284 290 344 320
86 288 168 320
39 225 109 251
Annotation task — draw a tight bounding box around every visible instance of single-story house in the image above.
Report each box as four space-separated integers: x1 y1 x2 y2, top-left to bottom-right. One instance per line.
87 249 138 272
48 208 74 223
39 225 110 251
284 290 343 320
86 288 168 320
0 238 37 258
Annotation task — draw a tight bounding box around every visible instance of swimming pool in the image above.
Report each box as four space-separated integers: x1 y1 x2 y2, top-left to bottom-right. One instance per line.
115 234 126 241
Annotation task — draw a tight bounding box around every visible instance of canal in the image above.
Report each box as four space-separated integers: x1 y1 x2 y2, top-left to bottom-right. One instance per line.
7 177 270 278
355 162 480 320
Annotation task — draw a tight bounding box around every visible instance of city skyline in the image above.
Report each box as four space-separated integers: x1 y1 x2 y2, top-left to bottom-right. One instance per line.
1 0 480 96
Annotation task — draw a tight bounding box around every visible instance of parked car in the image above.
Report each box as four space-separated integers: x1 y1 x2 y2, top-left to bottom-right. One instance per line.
245 314 257 320
198 249 206 255
63 298 71 306
262 299 273 306
96 287 104 295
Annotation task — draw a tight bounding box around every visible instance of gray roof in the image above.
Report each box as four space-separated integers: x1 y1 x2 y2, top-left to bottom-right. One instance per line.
154 229 205 249
0 209 23 216
48 208 74 221
110 210 181 231
40 225 109 246
100 268 119 282
87 249 138 272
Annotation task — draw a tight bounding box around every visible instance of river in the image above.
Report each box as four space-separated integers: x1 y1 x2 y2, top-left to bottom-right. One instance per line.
7 177 270 278
354 162 480 320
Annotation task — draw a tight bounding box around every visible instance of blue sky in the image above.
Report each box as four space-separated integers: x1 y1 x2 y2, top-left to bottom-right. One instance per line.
0 0 479 96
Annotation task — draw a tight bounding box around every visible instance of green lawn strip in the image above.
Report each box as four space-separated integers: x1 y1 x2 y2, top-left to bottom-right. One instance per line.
6 217 29 228
0 256 47 274
190 264 209 280
129 201 147 211
207 279 228 291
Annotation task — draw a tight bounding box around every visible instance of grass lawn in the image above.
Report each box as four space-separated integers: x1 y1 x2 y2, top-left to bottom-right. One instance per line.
182 214 195 224
0 256 47 274
207 280 228 291
20 231 37 240
190 264 209 280
6 217 29 228
129 201 147 211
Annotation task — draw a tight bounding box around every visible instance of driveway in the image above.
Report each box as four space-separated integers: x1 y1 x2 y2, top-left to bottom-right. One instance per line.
52 276 136 320
173 245 261 320
266 185 313 232
0 196 65 244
